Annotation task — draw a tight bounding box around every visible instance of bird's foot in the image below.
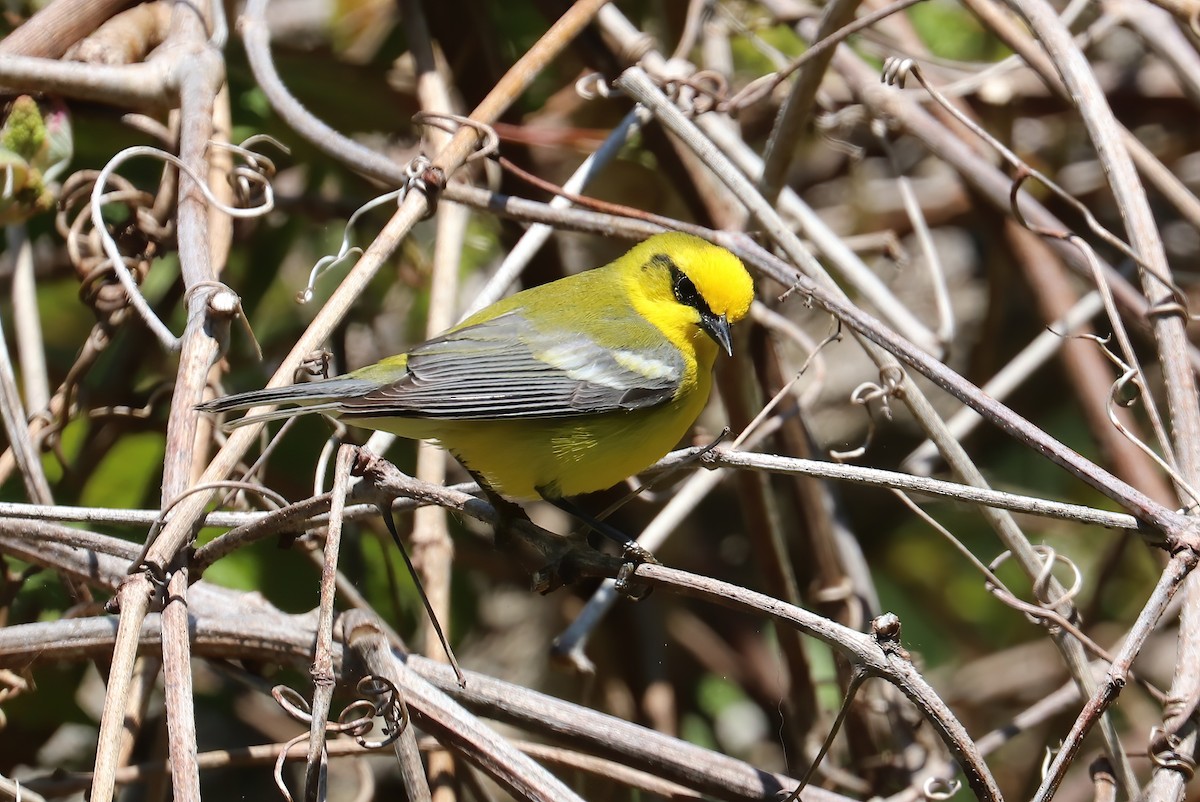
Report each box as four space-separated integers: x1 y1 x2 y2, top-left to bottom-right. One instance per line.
614 561 653 600
621 540 657 565
613 541 657 600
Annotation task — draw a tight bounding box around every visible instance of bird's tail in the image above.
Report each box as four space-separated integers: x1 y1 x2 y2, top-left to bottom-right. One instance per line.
197 376 377 430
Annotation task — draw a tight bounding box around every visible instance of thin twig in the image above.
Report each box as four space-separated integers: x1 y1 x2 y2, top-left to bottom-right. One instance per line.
303 445 354 801
1032 550 1197 800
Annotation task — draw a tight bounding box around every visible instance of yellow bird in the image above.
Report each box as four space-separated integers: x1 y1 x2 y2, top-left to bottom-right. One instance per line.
201 232 753 546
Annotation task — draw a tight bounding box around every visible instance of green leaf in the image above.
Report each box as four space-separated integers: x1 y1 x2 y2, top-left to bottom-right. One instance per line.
79 432 164 510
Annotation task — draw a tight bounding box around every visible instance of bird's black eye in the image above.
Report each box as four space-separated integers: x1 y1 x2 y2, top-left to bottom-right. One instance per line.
671 266 702 308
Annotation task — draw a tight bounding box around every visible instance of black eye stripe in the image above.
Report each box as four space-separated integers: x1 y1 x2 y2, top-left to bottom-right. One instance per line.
671 270 713 317
648 253 676 272
648 253 716 317
673 270 699 304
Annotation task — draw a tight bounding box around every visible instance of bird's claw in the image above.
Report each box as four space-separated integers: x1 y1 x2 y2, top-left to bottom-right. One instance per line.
614 542 656 600
614 562 653 600
622 541 658 565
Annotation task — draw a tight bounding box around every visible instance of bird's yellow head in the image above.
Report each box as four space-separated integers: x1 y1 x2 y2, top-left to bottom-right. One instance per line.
620 232 755 356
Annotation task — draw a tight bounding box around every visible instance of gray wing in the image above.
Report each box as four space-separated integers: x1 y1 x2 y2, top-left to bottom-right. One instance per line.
339 312 685 420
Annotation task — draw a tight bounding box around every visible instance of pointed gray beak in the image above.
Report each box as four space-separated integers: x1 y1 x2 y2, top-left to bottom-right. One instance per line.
701 312 733 356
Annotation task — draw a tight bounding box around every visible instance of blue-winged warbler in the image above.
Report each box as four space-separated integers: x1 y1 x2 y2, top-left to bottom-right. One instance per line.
200 232 754 502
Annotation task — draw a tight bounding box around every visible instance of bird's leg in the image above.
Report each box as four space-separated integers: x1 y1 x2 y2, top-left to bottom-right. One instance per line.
539 493 658 566
540 494 655 599
463 468 527 552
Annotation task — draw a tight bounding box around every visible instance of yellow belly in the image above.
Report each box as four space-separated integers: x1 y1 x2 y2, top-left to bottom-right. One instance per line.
354 382 710 500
